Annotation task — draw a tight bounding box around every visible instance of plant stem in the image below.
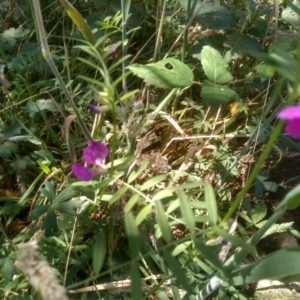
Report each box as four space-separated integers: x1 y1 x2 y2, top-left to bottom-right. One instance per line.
32 0 91 141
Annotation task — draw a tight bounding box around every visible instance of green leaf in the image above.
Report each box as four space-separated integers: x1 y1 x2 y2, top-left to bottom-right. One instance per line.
59 0 96 45
130 262 142 300
93 230 106 274
109 186 128 205
282 0 300 28
125 212 140 258
153 187 177 201
125 194 140 213
163 250 191 292
127 58 194 88
53 200 82 215
205 184 218 225
40 180 55 202
128 161 149 184
25 99 58 117
230 247 300 285
172 241 192 256
1 259 14 283
201 80 237 106
250 202 267 225
253 51 296 82
0 141 18 158
9 155 34 171
136 204 152 225
255 64 275 82
29 205 50 220
156 200 172 243
255 174 277 197
277 183 300 210
140 175 166 191
200 46 233 84
54 184 78 203
43 209 58 236
178 190 195 233
194 240 224 271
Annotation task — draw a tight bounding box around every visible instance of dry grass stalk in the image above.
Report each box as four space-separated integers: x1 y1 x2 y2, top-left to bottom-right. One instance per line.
17 240 69 300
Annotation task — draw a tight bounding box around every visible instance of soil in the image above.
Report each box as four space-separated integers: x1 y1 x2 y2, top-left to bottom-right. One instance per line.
256 146 300 255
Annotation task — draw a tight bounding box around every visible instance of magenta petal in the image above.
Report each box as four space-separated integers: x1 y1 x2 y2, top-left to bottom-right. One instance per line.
71 163 97 181
285 119 300 139
82 141 109 165
88 104 101 114
278 106 300 120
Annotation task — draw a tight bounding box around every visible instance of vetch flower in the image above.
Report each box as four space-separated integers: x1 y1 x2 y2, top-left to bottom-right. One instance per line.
277 105 300 139
71 141 109 181
88 104 101 114
88 104 110 114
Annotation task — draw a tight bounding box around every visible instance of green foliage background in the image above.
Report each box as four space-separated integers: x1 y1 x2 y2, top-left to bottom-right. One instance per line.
1 0 300 299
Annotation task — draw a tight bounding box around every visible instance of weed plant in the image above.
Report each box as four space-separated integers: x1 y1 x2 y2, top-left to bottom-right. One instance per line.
1 0 300 299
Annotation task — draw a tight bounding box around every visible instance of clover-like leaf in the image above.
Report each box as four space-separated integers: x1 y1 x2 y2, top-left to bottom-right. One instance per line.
201 80 237 106
201 46 233 84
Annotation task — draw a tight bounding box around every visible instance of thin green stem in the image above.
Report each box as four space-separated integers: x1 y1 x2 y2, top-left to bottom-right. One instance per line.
32 0 91 140
153 0 167 62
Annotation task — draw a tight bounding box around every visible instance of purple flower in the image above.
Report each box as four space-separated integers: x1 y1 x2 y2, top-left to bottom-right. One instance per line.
71 141 109 181
71 163 98 181
278 105 300 139
88 104 101 114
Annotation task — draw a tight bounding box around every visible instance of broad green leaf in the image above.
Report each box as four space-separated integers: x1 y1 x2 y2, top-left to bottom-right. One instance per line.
250 202 267 225
255 174 277 197
93 230 106 274
140 175 166 191
59 0 96 45
24 100 57 118
130 262 142 300
125 194 140 213
156 200 172 243
178 190 195 233
201 80 237 106
179 0 234 29
194 240 224 271
230 247 300 285
255 64 275 82
136 205 152 225
125 212 140 258
0 141 18 158
109 186 128 205
1 259 14 283
282 0 300 28
127 58 194 88
204 184 218 225
200 46 233 84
